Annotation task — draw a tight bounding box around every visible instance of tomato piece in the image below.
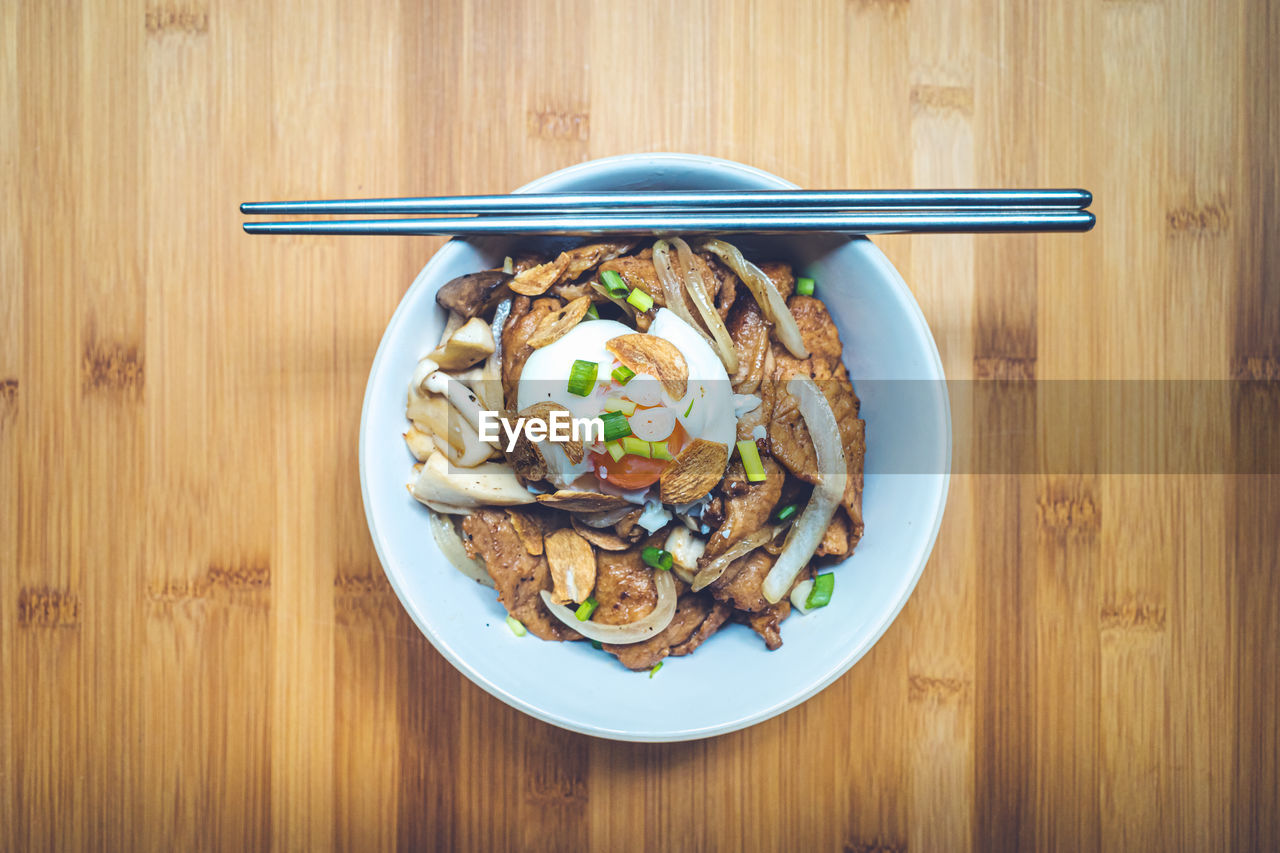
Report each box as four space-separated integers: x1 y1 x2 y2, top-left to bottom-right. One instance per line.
591 421 689 491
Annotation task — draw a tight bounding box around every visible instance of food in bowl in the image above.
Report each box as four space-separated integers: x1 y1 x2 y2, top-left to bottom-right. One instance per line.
402 237 866 671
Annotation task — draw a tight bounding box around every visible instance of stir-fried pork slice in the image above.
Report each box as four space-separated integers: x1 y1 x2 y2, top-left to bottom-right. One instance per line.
461 508 581 641
592 545 658 626
766 295 866 547
669 598 733 655
703 457 783 559
599 255 665 307
744 601 791 650
816 509 851 557
604 595 733 671
600 251 734 326
501 295 559 409
561 241 638 280
709 550 775 613
727 298 771 396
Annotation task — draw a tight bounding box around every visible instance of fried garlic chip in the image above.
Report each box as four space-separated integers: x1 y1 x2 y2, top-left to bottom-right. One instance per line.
605 334 689 400
659 439 729 505
544 527 597 604
528 295 592 349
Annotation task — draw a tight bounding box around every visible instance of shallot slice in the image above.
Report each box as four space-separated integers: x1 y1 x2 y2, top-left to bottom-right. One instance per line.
701 238 809 359
761 376 847 603
429 511 494 588
539 569 677 644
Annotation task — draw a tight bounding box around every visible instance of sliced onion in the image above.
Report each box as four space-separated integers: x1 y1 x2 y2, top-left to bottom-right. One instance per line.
701 238 809 359
691 524 778 591
652 240 711 342
790 578 815 614
429 510 494 588
762 376 847 602
670 238 738 373
539 569 677 644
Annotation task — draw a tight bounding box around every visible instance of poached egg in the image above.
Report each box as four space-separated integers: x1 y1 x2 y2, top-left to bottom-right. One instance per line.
517 308 736 494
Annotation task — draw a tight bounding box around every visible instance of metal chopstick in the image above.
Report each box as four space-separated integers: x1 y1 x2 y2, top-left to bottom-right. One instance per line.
242 209 1095 237
241 188 1091 216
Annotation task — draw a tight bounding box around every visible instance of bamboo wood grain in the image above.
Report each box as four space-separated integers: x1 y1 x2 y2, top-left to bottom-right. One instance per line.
2 0 1277 850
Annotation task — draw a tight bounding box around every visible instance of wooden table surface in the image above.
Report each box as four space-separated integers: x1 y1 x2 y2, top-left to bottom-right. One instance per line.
4 0 1278 850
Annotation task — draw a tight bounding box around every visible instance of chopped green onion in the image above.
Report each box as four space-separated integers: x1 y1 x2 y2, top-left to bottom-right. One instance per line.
612 365 636 385
683 399 694 418
737 439 767 482
575 597 599 621
599 410 632 441
503 256 514 274
604 396 638 416
586 303 600 320
642 546 674 571
775 503 799 522
605 440 625 462
591 640 603 650
796 276 815 296
622 435 652 458
626 287 654 312
805 573 834 609
600 269 628 297
505 615 527 636
649 661 663 678
567 359 598 397
651 440 673 461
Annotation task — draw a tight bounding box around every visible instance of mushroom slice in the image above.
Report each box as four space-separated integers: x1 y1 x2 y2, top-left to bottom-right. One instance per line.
509 253 570 296
435 270 513 318
527 295 592 349
544 528 597 604
410 452 536 512
429 316 496 371
421 370 498 467
605 334 689 400
659 439 729 505
403 424 436 462
571 518 632 551
406 391 451 444
536 490 632 513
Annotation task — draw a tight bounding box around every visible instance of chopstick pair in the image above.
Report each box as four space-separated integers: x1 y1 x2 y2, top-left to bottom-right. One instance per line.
240 189 1094 236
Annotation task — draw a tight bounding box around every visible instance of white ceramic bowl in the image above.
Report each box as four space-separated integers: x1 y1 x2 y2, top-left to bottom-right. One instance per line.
360 154 950 742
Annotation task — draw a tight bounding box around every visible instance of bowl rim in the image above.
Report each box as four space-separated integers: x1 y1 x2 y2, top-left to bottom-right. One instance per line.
359 152 952 741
